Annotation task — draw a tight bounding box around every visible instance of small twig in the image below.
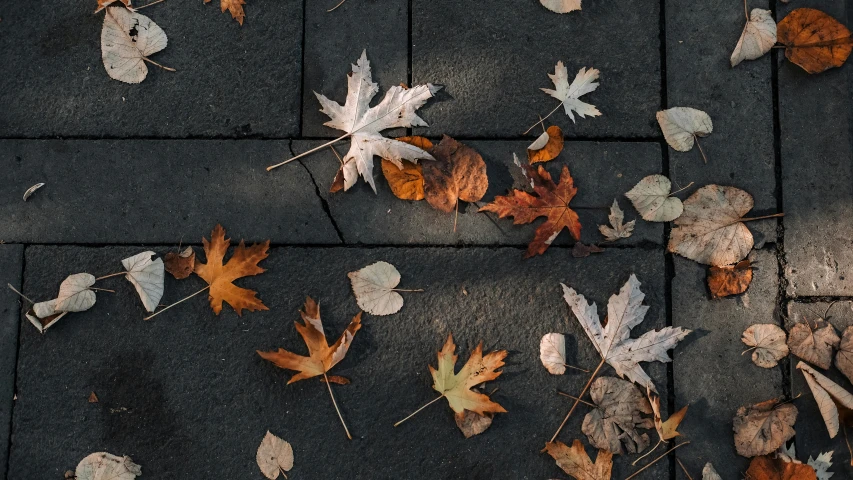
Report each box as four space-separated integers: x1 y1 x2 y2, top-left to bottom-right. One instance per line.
823 300 841 320
453 200 459 233
391 288 425 292
740 213 785 223
563 363 590 373
143 285 210 320
134 0 166 10
95 272 127 281
324 372 352 440
624 441 690 480
743 0 748 21
556 390 595 408
741 346 757 355
142 56 175 72
326 0 348 12
330 145 344 165
7 284 34 304
693 135 708 164
268 133 352 171
668 181 695 197
676 457 693 480
394 395 445 427
523 102 564 135
89 287 116 293
549 358 606 443
632 439 662 466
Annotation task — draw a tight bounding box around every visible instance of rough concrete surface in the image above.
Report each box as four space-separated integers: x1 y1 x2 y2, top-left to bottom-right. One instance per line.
0 245 24 479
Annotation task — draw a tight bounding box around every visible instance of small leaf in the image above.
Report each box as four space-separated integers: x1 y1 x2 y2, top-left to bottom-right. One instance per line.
164 247 195 280
256 431 294 480
75 452 141 480
540 62 601 123
598 199 635 242
731 9 776 67
101 6 169 84
348 261 410 316
122 251 165 312
455 409 493 438
624 174 684 222
429 334 507 416
204 0 248 26
702 463 722 480
572 242 605 258
540 333 567 375
22 183 45 202
808 451 834 480
55 273 97 313
708 259 753 298
527 126 565 164
657 107 712 153
742 324 789 368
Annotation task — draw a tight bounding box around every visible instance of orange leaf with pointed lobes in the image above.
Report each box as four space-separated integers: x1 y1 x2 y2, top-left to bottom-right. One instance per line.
545 439 613 480
204 0 247 25
430 334 507 416
95 0 131 13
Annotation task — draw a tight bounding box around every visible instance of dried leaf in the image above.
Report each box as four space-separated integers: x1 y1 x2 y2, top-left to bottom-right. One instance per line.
648 387 688 441
808 451 834 480
541 62 601 123
56 273 97 313
75 452 141 480
797 362 853 438
430 334 507 416
581 377 653 455
348 261 409 316
25 300 68 333
321 375 350 385
657 107 712 153
733 397 798 457
572 242 605 258
164 247 195 280
204 0 247 25
528 126 565 164
778 8 853 74
624 174 684 222
745 453 818 480
540 0 582 14
540 332 568 375
256 431 293 480
742 324 789 368
731 9 776 67
88 392 99 403
544 439 613 480
381 137 431 201
455 410 493 438
702 463 722 480
101 6 168 84
329 166 345 193
788 321 840 370
836 326 853 384
22 183 45 202
121 251 165 312
95 0 131 14
708 259 753 298
598 199 635 242
421 136 488 213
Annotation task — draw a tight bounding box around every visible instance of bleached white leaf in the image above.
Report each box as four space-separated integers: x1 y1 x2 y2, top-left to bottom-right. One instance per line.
561 274 691 392
101 6 168 84
624 174 684 222
22 183 45 201
348 261 408 316
540 333 567 375
75 452 141 480
315 51 440 192
656 107 712 152
731 9 777 67
528 130 550 150
808 451 834 480
742 324 789 368
797 362 853 438
55 273 97 312
121 251 165 312
256 431 294 480
702 463 722 480
540 61 601 123
598 199 635 242
540 0 581 14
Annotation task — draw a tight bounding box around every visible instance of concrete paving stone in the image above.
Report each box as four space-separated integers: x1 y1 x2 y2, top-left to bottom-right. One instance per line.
9 245 667 479
0 140 340 245
0 0 302 138
673 249 783 479
410 0 661 138
295 140 664 246
0 244 24 478
301 0 408 138
666 0 778 243
778 1 853 296
788 300 853 478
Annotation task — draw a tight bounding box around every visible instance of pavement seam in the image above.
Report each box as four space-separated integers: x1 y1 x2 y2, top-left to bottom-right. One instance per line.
298 0 307 137
0 135 667 142
290 141 345 243
3 245 25 480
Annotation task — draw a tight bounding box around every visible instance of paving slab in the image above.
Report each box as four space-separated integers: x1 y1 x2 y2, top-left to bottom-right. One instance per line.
295 140 664 246
778 1 853 296
9 245 666 479
673 249 783 479
411 1 661 138
0 244 24 478
666 0 778 243
0 0 302 138
0 140 340 245
788 300 853 477
301 0 408 138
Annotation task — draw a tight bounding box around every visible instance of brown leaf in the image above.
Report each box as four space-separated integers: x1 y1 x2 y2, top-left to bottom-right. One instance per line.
382 160 424 200
836 326 853 384
733 397 798 458
193 225 270 316
572 242 604 258
527 125 564 164
204 0 247 25
544 439 613 480
581 377 653 455
707 259 753 298
648 387 688 441
744 454 818 480
164 247 195 280
88 392 99 403
454 410 493 438
480 157 582 257
320 375 351 385
329 166 345 193
797 361 853 438
422 136 488 212
777 8 853 74
787 321 840 370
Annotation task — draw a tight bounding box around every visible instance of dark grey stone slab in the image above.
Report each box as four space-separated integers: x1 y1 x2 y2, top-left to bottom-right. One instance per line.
9 246 666 479
295 140 664 246
666 0 778 243
0 140 340 244
0 244 24 479
788 300 853 478
411 1 661 138
0 0 302 138
779 1 853 296
673 249 783 479
301 0 408 138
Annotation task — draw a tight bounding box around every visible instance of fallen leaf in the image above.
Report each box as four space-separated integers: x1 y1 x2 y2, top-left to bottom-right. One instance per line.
422 136 489 213
528 126 565 164
572 242 605 258
797 362 853 438
88 392 99 403
194 225 270 316
455 409 494 438
164 247 195 280
205 0 247 25
321 375 350 385
742 324 789 368
581 376 653 455
329 166 345 193
314 51 440 192
121 251 165 313
75 452 141 480
733 397 798 457
648 387 688 441
708 259 753 298
657 107 712 160
256 431 293 480
598 199 635 242
541 62 601 123
544 439 613 480
788 321 840 370
540 332 568 375
808 451 834 480
479 155 582 258
777 8 853 74
731 8 776 67
257 297 362 383
24 300 68 333
381 136 432 201
836 326 853 384
562 274 691 392
702 463 722 480
624 174 684 222
22 183 45 202
429 334 507 416
348 261 413 316
101 6 169 84
95 0 131 13
56 273 97 312
746 455 818 480
540 0 582 14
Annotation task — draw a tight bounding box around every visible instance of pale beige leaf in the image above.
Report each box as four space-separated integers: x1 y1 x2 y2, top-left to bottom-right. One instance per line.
25 301 68 334
742 324 789 368
581 376 653 455
656 107 712 152
55 273 96 312
540 332 567 375
75 452 141 480
540 0 581 13
797 362 853 438
122 251 165 312
545 439 613 480
528 130 550 150
788 322 840 370
598 199 635 242
348 261 405 316
731 9 777 67
455 410 493 438
541 62 601 123
624 174 684 222
702 463 722 480
733 397 798 457
256 431 294 480
33 299 58 319
101 6 168 84
836 326 853 384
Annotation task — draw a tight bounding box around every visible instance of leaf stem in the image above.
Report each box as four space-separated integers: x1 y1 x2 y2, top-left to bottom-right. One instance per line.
324 372 352 440
391 288 425 292
267 133 352 171
89 287 116 293
743 0 748 21
563 363 590 373
549 357 606 443
95 272 127 281
693 135 708 164
7 283 34 304
523 102 564 134
555 390 595 408
668 181 694 197
631 439 662 466
844 424 853 467
135 0 166 10
676 456 693 480
142 56 175 72
394 394 445 427
624 441 690 480
326 0 348 12
143 285 210 320
740 213 785 222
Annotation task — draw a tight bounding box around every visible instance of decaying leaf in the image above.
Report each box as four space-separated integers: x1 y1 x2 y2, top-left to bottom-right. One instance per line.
746 453 818 480
429 334 507 417
121 251 165 312
164 247 195 280
708 259 753 298
598 199 634 242
742 324 789 368
25 299 68 333
836 326 853 384
572 242 605 258
101 6 170 84
540 62 601 123
544 439 613 480
422 136 489 213
733 397 798 457
702 463 722 480
205 0 247 25
562 274 690 392
777 8 853 74
797 362 853 438
22 183 45 202
56 273 97 313
95 0 131 13
88 391 99 403
455 409 494 438
348 261 413 316
808 451 834 480
731 9 777 67
528 126 565 164
194 225 270 316
480 155 582 258
648 387 688 442
788 321 840 370
540 332 568 375
75 452 141 480
256 431 293 480
381 137 431 201
656 107 712 160
540 0 582 14
314 51 440 192
581 376 653 455
624 174 684 222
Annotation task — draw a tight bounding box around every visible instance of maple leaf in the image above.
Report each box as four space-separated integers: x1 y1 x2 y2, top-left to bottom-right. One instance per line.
194 225 270 316
94 0 131 14
205 0 247 25
733 397 798 457
541 62 601 123
581 377 653 455
731 8 776 67
598 199 634 242
544 439 613 480
745 453 818 480
808 451 835 480
742 324 789 368
479 155 581 258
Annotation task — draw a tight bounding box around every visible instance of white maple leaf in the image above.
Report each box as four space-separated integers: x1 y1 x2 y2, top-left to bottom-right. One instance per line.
808 451 835 480
561 274 690 392
540 61 601 123
599 199 635 242
315 50 441 192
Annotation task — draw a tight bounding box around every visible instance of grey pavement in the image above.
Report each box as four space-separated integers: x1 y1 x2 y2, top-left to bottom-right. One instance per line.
0 245 23 478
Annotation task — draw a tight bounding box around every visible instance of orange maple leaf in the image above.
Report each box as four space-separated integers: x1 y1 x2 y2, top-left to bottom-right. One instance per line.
194 225 269 315
94 0 131 13
479 162 581 257
204 0 247 25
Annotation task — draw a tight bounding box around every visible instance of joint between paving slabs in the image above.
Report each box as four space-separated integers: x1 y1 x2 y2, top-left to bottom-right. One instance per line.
3 245 26 480
289 141 345 243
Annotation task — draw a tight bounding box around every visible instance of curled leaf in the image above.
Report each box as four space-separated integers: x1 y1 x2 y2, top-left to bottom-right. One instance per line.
797 362 853 438
528 126 564 164
121 251 165 312
540 332 568 375
164 247 195 280
22 183 45 202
